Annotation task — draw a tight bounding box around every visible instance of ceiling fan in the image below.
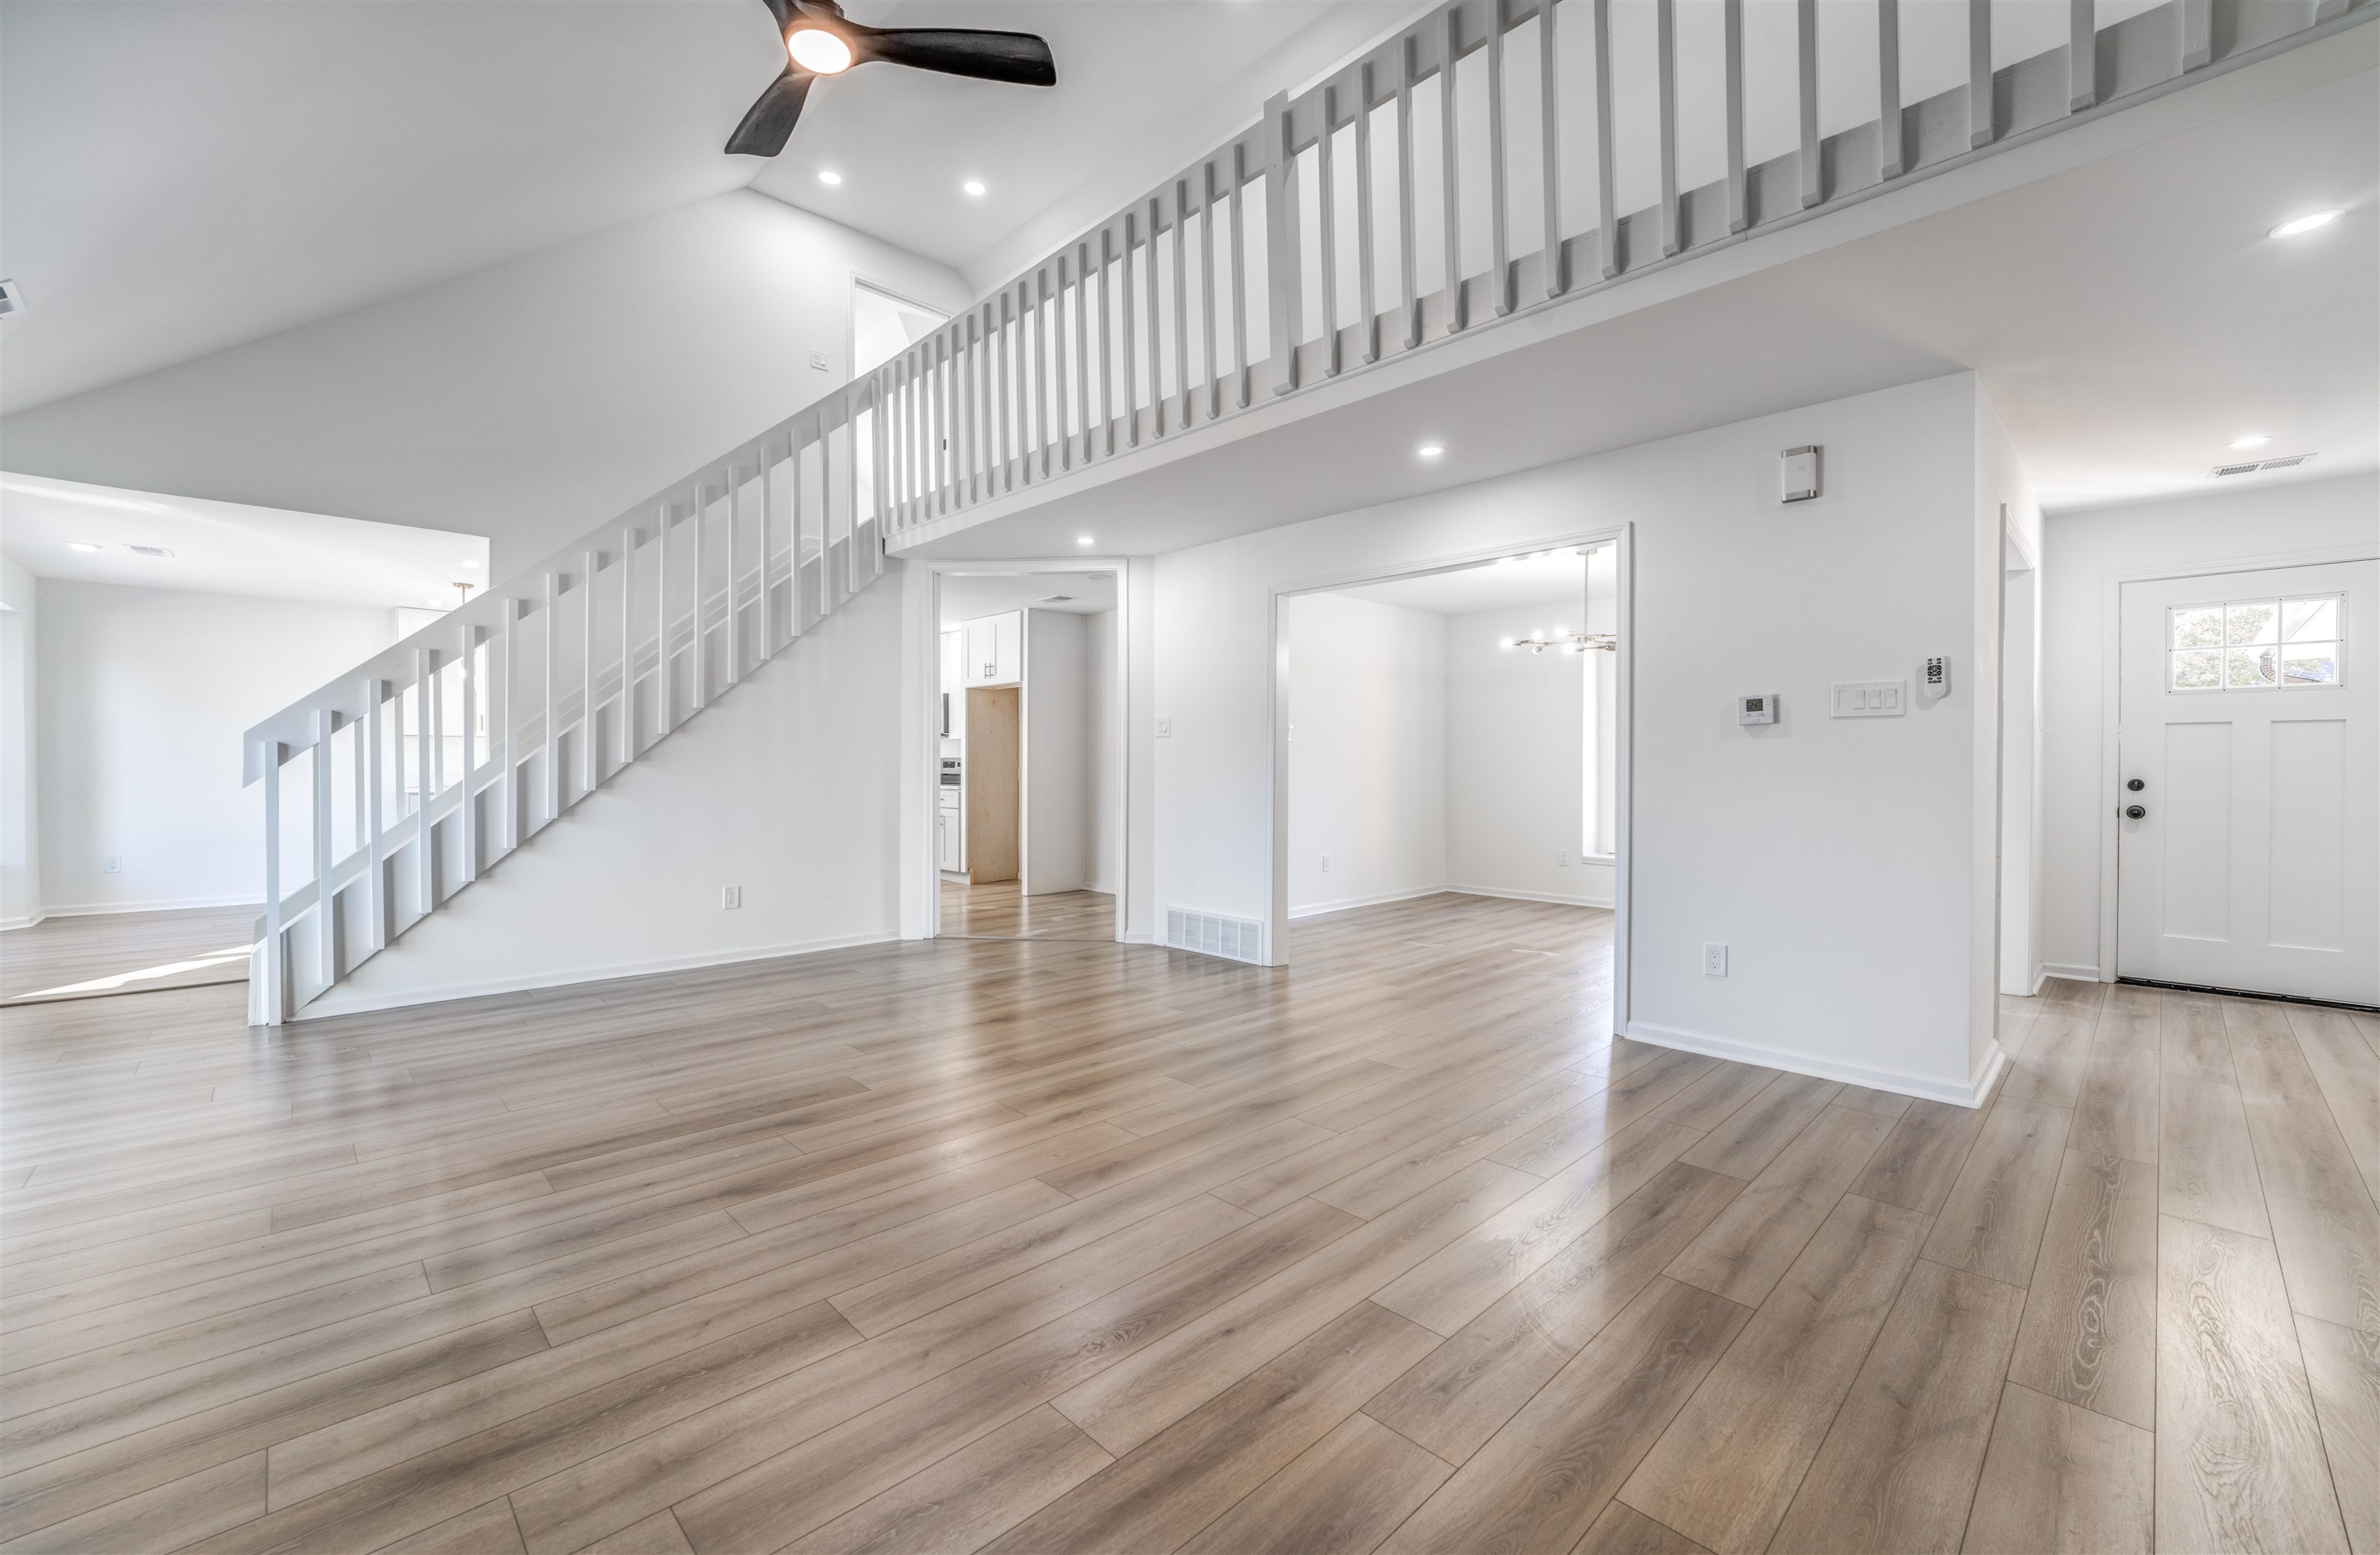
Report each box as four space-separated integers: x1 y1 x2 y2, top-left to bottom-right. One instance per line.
727 0 1058 157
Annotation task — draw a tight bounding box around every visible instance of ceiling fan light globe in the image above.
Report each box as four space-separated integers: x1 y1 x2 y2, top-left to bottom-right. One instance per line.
789 27 854 74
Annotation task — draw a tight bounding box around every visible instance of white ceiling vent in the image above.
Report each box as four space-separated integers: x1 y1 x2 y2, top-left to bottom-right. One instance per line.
126 544 175 557
2210 454 2315 477
0 280 23 318
1166 907 1264 965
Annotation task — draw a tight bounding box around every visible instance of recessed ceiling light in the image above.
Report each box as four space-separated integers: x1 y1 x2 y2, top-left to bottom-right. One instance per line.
2229 434 2272 449
963 180 986 198
1416 443 1446 459
817 169 844 187
2269 209 2343 239
462 558 480 569
788 28 854 74
67 542 101 552
1075 535 1095 546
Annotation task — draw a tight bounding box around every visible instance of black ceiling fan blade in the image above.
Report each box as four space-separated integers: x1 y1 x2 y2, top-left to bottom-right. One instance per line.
851 27 1057 88
724 68 815 157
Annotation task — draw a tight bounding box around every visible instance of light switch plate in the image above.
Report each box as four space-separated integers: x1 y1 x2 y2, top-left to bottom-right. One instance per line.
1831 680 1907 717
1780 446 1821 503
809 349 830 371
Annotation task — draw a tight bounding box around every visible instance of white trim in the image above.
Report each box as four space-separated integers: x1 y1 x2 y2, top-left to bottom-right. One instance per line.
1266 521 1634 1013
294 929 899 1020
35 894 263 918
1288 885 1449 920
1624 1017 2004 1109
1446 882 1616 910
2040 960 2103 985
2094 542 2380 985
1 913 46 931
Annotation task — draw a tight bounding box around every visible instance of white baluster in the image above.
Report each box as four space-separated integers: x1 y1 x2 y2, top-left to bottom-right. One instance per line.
261 739 286 1026
459 624 478 881
313 710 335 993
1263 91 1299 392
363 678 386 955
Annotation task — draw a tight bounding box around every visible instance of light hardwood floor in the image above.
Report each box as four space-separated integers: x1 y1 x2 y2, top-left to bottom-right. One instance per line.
1 906 255 1006
1 895 2373 1554
937 879 1116 942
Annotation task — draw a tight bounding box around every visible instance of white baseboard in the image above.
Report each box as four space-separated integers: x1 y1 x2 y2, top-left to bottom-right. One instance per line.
1622 1018 2000 1108
2040 962 2103 984
1 913 46 931
38 895 263 919
1446 883 1616 910
1288 885 1449 920
293 930 899 1022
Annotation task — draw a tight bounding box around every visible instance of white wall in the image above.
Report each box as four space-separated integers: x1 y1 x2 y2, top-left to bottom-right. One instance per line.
1157 373 1999 1103
1 191 973 580
1023 609 1090 896
2038 473 2378 978
1446 602 1615 908
1285 592 1447 917
310 573 905 1017
35 580 400 913
1086 610 1121 895
2 558 39 927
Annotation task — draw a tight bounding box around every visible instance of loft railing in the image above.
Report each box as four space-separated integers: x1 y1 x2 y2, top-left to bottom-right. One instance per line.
248 0 2366 1022
862 0 2370 541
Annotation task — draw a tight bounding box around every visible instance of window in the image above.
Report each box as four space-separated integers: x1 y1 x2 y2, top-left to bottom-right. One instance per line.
2168 594 2343 691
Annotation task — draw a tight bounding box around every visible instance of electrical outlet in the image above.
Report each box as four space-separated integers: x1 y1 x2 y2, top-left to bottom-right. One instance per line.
721 886 742 910
103 855 123 875
1156 717 1171 738
1556 850 1569 867
1703 942 1728 977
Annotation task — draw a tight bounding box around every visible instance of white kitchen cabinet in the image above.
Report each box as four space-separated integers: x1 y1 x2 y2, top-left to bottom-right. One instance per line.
963 611 1022 686
939 628 965 738
937 791 963 872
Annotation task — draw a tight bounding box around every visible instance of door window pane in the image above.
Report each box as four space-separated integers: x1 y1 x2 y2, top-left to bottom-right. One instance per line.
2170 593 2344 692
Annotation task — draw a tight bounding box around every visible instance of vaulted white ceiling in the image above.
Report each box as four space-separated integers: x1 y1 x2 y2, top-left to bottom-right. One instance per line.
0 0 1417 417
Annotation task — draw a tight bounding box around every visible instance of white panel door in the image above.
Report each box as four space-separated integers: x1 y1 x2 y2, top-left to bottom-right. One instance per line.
2117 559 2376 1003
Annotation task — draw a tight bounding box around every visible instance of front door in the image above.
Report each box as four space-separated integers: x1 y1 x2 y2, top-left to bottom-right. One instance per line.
2116 559 2377 1003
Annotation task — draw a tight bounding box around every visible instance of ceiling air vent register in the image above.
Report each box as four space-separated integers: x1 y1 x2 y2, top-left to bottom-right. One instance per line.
2211 454 2316 478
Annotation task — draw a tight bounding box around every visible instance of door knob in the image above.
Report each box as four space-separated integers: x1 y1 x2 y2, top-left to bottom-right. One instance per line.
2125 804 2147 820
2127 778 2145 792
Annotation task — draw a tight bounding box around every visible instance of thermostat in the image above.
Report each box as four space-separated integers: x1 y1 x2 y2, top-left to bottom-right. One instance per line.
1921 655 1951 700
1780 446 1821 503
1737 693 1777 725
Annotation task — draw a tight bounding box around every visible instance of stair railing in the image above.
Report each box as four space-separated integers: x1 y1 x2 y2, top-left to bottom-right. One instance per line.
243 383 888 1022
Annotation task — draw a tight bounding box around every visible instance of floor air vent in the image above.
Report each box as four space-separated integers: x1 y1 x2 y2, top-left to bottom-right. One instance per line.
1166 908 1264 964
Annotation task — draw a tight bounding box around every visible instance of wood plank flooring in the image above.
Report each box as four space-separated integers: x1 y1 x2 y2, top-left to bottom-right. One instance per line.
1 907 255 1005
2 896 2374 1553
937 881 1116 942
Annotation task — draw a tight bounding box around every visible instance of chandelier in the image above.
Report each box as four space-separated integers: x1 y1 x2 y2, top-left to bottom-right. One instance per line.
1502 629 1616 654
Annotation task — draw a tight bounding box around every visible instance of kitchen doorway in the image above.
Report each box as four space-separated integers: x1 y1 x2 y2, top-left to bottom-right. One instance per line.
932 567 1126 943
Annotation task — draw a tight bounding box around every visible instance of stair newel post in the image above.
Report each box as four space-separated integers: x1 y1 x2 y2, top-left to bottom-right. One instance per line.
260 738 287 1027
690 481 709 714
618 526 638 766
657 502 676 737
542 570 561 828
759 454 776 659
459 623 479 885
580 549 600 794
362 676 386 955
496 594 515 852
414 645 435 917
312 709 336 995
724 476 742 689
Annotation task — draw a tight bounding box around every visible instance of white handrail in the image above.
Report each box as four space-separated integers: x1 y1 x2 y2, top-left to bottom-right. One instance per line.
246 0 2368 1021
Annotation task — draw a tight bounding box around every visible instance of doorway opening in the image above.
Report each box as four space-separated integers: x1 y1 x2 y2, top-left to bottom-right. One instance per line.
932 569 1125 942
1268 529 1629 1023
